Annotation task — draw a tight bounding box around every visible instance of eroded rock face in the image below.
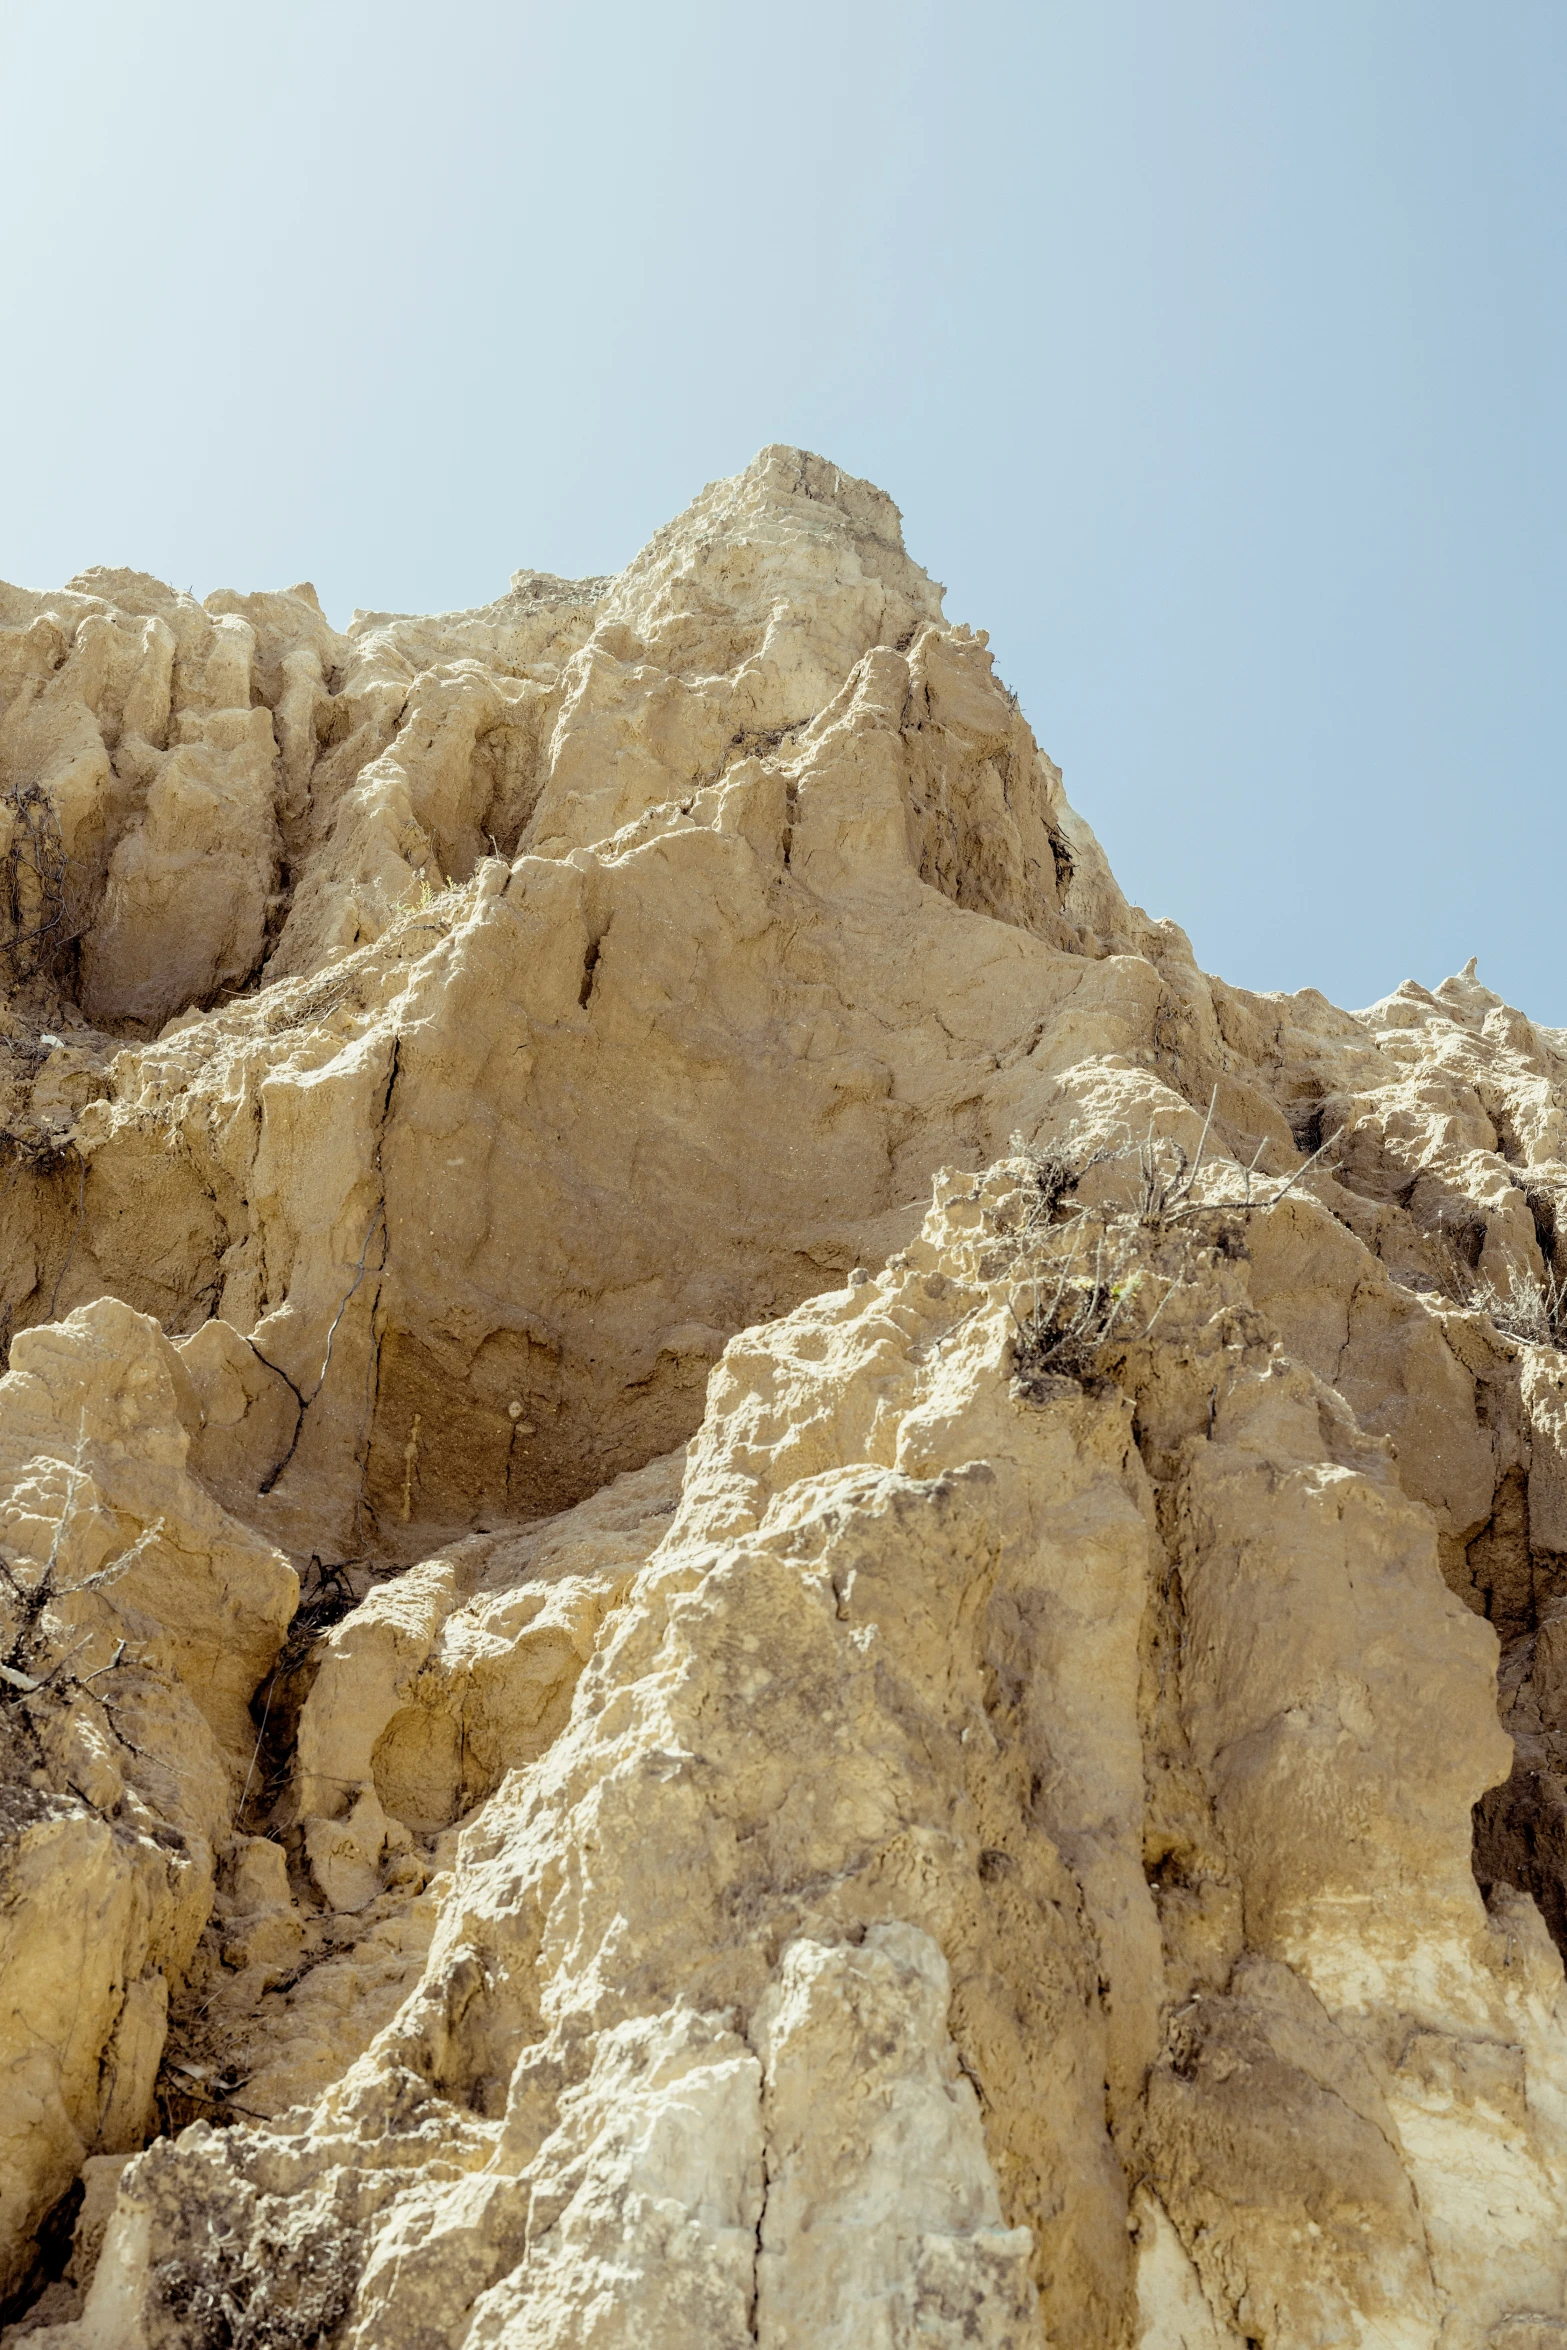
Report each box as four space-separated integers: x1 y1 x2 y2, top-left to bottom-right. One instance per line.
2 449 1567 2344
0 1300 294 2313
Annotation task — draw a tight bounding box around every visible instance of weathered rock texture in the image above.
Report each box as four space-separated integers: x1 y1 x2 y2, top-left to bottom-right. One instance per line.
1 449 1566 2345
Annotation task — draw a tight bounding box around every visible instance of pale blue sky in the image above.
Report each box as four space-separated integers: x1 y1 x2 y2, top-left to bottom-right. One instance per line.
2 3 1562 1017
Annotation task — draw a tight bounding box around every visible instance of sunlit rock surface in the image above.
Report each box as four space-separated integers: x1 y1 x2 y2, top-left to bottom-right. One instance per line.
2 451 1567 2345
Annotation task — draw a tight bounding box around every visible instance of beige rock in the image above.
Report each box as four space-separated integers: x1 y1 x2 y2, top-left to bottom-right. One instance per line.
226 1834 291 1915
9 449 1567 2343
0 1301 293 2306
753 1927 1041 2349
0 1300 296 1764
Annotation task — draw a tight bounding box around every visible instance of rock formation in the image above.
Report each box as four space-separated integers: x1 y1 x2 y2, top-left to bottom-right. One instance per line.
0 447 1565 2345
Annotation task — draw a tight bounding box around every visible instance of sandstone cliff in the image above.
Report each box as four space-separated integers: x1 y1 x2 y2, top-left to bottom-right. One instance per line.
0 449 1564 2345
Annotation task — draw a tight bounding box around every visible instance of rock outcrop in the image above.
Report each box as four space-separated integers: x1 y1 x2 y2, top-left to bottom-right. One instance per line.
0 448 1566 2345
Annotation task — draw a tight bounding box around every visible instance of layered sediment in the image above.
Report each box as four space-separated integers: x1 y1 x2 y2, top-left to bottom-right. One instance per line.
0 449 1565 2345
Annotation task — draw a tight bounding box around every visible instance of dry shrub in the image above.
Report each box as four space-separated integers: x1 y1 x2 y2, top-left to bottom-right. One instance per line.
1468 1264 1567 1350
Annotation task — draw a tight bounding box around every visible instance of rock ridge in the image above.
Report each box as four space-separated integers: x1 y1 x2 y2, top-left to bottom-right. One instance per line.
0 449 1564 2344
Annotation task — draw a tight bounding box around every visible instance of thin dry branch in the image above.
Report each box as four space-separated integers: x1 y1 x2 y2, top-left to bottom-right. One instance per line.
1136 1088 1335 1226
0 1416 163 1763
1468 1263 1567 1350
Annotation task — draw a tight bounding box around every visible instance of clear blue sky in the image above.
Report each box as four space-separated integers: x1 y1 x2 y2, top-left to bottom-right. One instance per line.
3 3 1562 1018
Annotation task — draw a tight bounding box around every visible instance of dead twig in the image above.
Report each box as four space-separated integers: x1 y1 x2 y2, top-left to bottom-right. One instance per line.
1467 1263 1567 1351
0 1418 164 1775
0 778 72 983
1137 1088 1335 1226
